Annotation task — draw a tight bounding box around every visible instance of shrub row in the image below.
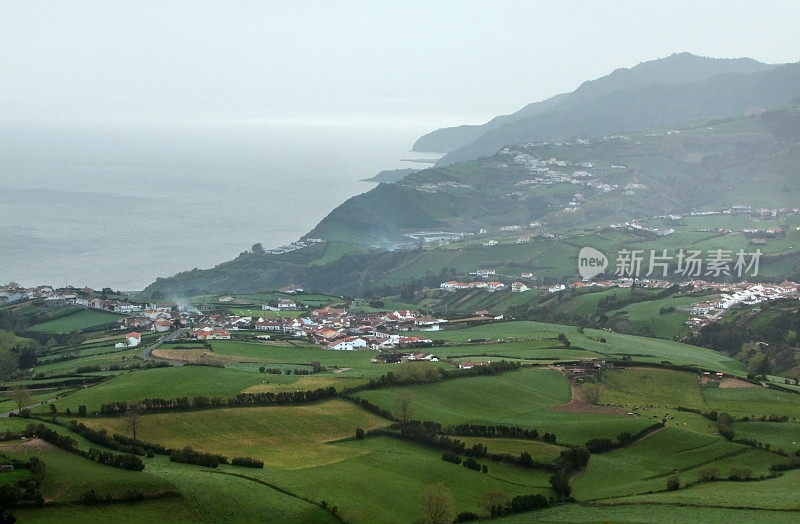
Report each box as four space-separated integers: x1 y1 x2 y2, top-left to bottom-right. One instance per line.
96 386 338 416
584 422 664 453
169 446 227 468
445 423 555 443
23 423 144 471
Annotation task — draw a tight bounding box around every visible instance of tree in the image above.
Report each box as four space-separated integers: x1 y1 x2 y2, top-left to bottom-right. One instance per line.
126 402 142 440
0 348 16 381
396 390 414 424
16 347 37 369
666 475 680 491
251 243 265 254
549 473 571 498
581 383 603 405
7 386 31 414
479 491 508 517
418 483 456 524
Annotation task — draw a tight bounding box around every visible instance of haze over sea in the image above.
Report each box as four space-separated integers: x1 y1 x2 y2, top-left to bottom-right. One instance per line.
0 116 449 290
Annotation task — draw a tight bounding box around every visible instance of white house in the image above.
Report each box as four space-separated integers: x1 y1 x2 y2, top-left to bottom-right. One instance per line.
328 337 368 351
511 282 529 293
278 298 298 310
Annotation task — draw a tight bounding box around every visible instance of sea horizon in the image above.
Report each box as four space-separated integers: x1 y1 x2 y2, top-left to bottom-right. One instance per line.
0 115 456 290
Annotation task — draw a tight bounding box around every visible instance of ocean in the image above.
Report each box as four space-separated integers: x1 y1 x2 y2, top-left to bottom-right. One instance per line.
0 117 444 290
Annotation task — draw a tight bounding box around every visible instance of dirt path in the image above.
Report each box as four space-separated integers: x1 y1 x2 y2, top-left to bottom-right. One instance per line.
550 369 624 415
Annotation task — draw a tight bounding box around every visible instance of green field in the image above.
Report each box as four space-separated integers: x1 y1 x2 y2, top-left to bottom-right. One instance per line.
611 468 800 510
733 422 800 452
405 320 744 374
82 399 390 468
498 503 800 523
257 436 554 522
599 367 705 408
355 367 652 444
605 294 698 339
29 309 124 333
455 436 565 462
209 340 395 378
0 440 174 502
12 498 200 523
46 366 268 411
702 385 800 419
572 427 780 500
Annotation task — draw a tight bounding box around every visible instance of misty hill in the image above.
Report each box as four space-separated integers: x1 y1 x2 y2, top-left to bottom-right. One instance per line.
145 107 800 297
413 53 783 163
361 168 420 183
310 107 800 242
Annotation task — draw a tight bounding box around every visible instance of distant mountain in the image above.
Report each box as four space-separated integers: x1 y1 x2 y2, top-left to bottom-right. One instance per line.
413 53 775 159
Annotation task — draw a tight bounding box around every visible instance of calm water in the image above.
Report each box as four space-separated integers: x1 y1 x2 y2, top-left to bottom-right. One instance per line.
0 118 442 290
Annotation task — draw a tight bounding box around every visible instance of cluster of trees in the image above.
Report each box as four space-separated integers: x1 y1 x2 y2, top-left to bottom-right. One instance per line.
231 457 264 468
0 455 45 518
584 423 665 453
454 489 552 521
86 448 144 471
0 330 40 381
170 446 227 468
94 386 338 416
258 367 311 375
440 453 488 473
447 423 555 443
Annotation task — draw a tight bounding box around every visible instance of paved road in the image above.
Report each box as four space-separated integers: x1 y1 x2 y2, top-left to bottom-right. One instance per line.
140 327 189 366
0 397 58 418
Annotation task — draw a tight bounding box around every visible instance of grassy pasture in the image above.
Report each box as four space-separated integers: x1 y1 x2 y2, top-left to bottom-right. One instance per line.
572 427 779 501
29 309 123 333
0 440 174 503
46 366 267 411
143 457 335 523
432 340 601 362
82 399 390 469
599 367 705 409
498 503 800 523
355 368 652 444
406 320 744 374
702 385 800 419
733 422 800 452
12 498 199 523
210 340 394 378
612 468 800 510
605 294 698 339
455 436 565 462
33 346 142 376
258 436 554 523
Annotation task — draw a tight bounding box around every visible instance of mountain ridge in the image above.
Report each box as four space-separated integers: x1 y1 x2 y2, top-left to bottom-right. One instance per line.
413 53 775 157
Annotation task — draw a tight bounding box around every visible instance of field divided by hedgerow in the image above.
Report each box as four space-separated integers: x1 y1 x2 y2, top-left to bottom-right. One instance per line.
572 427 779 501
81 399 390 469
355 367 653 444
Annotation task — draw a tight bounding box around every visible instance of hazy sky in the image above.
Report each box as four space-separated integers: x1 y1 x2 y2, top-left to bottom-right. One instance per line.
2 1 800 125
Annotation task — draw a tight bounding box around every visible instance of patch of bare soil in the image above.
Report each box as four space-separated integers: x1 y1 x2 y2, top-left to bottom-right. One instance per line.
719 377 756 389
0 438 57 452
550 379 625 415
151 348 252 364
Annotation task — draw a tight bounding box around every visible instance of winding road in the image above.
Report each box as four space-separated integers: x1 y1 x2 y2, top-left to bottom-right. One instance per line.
139 327 189 366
